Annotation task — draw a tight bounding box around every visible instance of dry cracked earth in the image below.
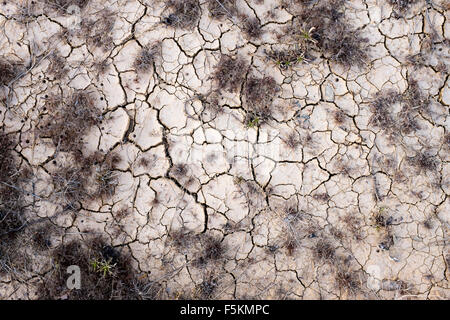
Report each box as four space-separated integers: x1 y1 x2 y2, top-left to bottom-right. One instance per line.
0 0 449 300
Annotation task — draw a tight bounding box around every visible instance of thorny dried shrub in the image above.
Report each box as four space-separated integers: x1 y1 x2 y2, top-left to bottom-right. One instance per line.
212 54 248 93
164 0 201 30
207 0 237 19
38 91 102 152
39 237 159 300
281 0 368 68
243 75 279 124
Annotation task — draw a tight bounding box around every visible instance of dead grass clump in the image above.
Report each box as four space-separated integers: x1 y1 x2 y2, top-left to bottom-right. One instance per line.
134 43 160 74
81 9 116 51
171 163 189 179
0 133 30 274
82 151 120 199
46 0 90 12
39 237 149 300
313 192 330 202
13 2 41 24
93 59 111 76
444 134 450 149
369 90 402 134
198 276 219 299
243 75 279 124
52 166 87 204
335 268 361 294
213 54 248 93
387 0 420 13
241 15 263 39
312 239 336 263
94 167 119 199
334 109 347 124
0 134 26 235
400 80 429 132
46 53 68 80
283 132 301 149
169 229 195 249
31 222 57 251
203 236 225 261
369 80 430 137
408 151 439 172
0 58 20 87
422 217 433 230
194 236 225 267
379 233 394 250
342 214 364 241
52 151 121 205
207 0 237 19
373 209 393 228
281 0 312 11
284 236 298 256
235 178 265 208
282 0 368 68
39 91 101 152
164 0 201 30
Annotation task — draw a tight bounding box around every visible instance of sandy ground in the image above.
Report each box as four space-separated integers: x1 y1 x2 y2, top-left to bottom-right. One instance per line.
0 0 449 299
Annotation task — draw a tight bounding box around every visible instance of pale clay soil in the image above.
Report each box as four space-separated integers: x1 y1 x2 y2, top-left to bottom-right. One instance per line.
0 0 449 300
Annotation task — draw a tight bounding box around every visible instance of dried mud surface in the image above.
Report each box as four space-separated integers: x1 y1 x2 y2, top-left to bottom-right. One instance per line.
0 0 449 299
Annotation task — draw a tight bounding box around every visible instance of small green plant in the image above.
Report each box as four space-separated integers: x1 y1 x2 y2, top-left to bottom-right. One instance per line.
91 258 116 277
300 27 317 43
266 48 307 70
247 117 259 128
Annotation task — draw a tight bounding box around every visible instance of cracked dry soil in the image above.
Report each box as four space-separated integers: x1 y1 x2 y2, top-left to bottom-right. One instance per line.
0 0 449 300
